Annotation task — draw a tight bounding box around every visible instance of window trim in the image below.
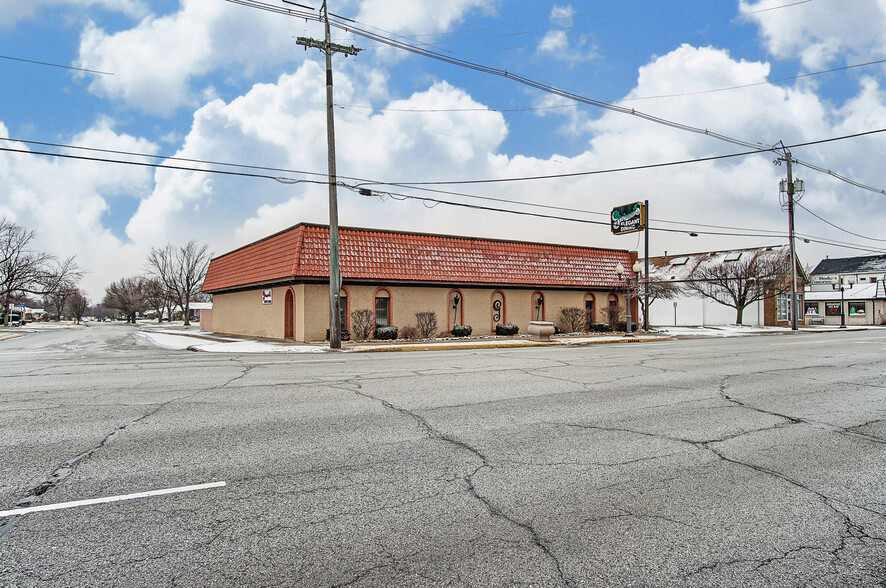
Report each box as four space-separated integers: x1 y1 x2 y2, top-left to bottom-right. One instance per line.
373 287 392 328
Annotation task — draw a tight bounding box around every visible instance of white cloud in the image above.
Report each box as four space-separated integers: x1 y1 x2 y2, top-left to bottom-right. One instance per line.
117 43 886 284
9 39 886 303
740 0 886 69
550 5 575 23
0 0 147 27
353 0 494 34
73 0 495 113
75 0 300 115
0 121 159 301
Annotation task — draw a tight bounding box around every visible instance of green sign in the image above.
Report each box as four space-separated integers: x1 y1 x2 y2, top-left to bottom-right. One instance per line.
611 202 645 235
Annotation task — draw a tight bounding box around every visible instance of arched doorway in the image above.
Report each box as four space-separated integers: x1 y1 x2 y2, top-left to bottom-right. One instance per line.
584 292 595 330
284 288 294 340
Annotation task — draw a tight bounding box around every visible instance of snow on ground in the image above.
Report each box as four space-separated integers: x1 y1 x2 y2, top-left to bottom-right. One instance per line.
653 325 792 337
136 331 329 353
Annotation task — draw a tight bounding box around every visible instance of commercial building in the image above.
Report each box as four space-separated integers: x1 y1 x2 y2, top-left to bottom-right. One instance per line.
202 223 638 342
805 254 886 326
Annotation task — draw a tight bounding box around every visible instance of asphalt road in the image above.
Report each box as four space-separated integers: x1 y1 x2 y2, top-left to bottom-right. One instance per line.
1 323 885 587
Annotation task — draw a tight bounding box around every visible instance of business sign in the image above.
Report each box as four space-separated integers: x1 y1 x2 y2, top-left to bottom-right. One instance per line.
262 289 273 305
611 202 646 235
811 275 837 286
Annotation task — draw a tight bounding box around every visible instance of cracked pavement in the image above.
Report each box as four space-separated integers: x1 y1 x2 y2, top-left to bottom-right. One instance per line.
1 323 885 586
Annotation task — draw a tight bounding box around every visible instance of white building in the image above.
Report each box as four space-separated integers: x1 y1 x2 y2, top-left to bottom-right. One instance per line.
805 255 886 326
644 245 804 327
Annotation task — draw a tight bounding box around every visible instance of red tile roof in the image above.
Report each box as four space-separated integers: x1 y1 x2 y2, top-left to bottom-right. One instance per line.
203 223 636 293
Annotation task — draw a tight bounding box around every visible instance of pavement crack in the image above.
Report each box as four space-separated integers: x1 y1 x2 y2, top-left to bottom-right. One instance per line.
337 381 573 587
0 363 254 542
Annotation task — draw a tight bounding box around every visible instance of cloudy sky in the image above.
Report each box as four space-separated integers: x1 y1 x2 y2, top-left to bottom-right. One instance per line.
3 0 886 300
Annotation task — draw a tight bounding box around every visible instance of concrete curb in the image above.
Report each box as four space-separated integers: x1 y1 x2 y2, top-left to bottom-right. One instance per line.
346 336 676 353
0 333 24 341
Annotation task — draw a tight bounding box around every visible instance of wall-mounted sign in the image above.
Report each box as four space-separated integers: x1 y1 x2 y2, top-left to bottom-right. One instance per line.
262 289 273 305
611 202 646 235
811 275 837 286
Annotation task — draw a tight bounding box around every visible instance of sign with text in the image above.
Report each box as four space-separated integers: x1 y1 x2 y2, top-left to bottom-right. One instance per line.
611 202 646 235
262 289 273 305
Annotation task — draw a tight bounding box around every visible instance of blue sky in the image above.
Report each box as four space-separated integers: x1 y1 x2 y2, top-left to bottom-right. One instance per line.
3 0 886 300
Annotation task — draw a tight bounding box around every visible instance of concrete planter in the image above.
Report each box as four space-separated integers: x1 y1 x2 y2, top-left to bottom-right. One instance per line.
528 321 556 342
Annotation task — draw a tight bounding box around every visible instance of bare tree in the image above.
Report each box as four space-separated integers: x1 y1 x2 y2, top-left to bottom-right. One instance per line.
684 252 788 324
0 218 82 325
44 279 78 320
147 241 212 326
69 290 88 324
637 275 682 329
102 276 148 323
142 277 171 323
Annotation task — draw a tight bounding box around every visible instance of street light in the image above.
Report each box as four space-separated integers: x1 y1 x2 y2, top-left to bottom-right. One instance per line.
830 276 854 328
616 260 643 337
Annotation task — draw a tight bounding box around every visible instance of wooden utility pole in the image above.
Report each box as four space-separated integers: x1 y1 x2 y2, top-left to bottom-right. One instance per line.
297 1 361 349
777 144 801 331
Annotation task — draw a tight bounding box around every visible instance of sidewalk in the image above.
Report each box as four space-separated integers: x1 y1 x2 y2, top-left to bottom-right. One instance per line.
132 322 676 353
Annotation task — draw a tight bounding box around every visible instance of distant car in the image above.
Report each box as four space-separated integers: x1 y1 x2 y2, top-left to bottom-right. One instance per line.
0 312 23 327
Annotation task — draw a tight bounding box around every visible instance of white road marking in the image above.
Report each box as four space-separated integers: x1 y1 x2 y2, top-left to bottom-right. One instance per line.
0 481 226 518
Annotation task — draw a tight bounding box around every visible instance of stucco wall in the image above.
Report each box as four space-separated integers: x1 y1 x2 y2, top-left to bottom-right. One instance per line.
211 287 289 339
213 282 631 342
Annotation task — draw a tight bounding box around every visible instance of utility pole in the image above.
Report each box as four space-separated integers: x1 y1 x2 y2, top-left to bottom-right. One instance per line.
777 144 802 332
296 1 361 349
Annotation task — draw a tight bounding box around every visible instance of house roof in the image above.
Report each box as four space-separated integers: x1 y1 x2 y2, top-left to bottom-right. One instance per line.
805 282 881 301
202 223 635 293
810 254 886 276
643 246 799 282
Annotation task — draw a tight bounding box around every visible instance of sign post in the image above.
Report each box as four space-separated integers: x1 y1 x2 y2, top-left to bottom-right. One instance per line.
612 201 648 330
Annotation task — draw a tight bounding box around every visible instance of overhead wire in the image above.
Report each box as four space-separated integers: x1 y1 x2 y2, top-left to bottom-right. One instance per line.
0 54 114 76
223 0 886 198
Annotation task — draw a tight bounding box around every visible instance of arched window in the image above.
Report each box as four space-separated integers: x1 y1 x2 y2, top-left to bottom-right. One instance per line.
491 290 506 332
339 287 349 333
608 293 618 320
448 289 464 331
584 292 595 330
374 288 392 328
532 291 545 321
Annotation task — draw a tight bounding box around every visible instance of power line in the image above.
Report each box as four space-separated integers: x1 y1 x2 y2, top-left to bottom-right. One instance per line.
0 145 323 185
4 137 881 252
361 128 886 187
2 130 882 242
796 201 886 242
0 54 114 76
226 0 886 198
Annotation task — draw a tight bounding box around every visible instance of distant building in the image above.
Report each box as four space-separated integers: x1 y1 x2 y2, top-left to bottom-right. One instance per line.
202 223 639 342
805 254 886 326
645 245 805 327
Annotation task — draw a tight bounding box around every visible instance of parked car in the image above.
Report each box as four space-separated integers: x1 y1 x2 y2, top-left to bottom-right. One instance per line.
0 311 23 327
